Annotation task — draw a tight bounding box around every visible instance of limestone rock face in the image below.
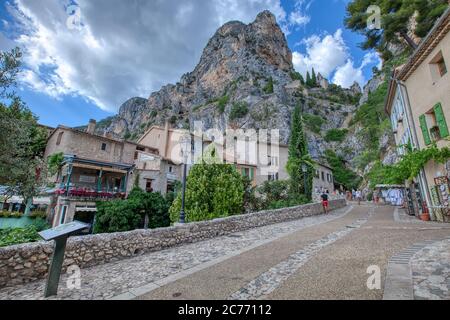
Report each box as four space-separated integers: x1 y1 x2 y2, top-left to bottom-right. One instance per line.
97 10 393 170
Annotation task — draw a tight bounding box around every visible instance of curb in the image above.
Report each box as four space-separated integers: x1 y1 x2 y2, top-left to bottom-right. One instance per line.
383 237 450 300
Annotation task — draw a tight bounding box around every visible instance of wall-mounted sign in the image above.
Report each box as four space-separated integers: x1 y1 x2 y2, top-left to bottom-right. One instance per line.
79 175 96 183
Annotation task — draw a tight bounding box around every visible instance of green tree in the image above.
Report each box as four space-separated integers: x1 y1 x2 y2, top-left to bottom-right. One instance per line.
0 48 47 211
306 71 312 87
127 187 170 229
311 68 317 87
325 149 362 190
286 105 314 200
169 147 245 223
345 0 448 59
94 200 141 233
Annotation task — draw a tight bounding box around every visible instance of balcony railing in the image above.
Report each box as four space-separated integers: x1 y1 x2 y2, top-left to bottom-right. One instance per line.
54 185 126 199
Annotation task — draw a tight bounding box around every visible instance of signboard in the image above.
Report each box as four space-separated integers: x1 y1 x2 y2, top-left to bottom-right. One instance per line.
79 175 96 183
39 221 90 297
39 221 90 241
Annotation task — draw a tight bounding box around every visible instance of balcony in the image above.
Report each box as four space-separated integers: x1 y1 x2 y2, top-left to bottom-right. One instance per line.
54 185 126 200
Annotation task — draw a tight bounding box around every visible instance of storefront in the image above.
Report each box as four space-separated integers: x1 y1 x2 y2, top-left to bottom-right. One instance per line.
428 159 450 222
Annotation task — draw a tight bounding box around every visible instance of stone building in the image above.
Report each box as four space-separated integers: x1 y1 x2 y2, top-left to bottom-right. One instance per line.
44 120 166 228
386 8 450 221
137 122 290 187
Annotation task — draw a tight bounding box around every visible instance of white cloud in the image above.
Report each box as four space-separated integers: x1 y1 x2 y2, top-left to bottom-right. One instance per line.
292 29 348 78
292 28 382 88
332 52 382 88
289 11 310 27
6 0 287 111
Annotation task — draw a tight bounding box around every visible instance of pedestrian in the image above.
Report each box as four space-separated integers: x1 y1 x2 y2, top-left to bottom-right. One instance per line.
356 190 362 205
321 190 329 214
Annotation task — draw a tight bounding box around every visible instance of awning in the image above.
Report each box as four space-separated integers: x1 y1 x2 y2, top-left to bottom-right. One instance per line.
3 196 51 205
75 206 97 212
71 163 128 174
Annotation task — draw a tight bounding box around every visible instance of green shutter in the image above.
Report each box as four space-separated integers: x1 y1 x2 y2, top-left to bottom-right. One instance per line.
241 168 245 176
419 115 432 145
250 168 254 180
434 103 449 138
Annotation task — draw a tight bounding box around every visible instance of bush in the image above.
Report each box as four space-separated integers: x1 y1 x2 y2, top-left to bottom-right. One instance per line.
303 114 325 134
0 226 41 247
94 188 170 233
127 188 170 229
29 210 47 219
94 200 141 234
263 77 274 94
229 101 249 121
169 162 245 223
31 218 50 232
325 149 362 190
257 180 310 210
217 95 229 113
324 129 348 142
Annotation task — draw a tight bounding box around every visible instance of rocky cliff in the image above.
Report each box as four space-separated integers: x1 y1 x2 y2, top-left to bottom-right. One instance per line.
97 11 365 162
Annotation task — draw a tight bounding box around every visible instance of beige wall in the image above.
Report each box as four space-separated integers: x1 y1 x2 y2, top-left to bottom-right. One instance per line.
404 30 450 196
44 128 141 165
312 165 334 193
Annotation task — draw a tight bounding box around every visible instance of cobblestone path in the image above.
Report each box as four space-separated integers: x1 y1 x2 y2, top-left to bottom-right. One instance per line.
0 206 352 300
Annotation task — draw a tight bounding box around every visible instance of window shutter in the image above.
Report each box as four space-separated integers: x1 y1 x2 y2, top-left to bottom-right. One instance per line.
241 168 245 176
434 103 449 138
250 168 254 180
419 115 432 145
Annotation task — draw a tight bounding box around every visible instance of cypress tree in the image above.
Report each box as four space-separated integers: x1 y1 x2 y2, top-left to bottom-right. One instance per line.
306 71 312 87
287 105 314 200
311 68 317 87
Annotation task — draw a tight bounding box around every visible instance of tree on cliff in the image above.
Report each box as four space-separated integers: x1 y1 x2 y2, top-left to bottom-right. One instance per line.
286 105 314 200
345 0 448 59
311 68 317 87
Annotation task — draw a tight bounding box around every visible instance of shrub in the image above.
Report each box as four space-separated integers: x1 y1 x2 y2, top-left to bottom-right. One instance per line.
324 129 348 142
325 149 362 190
0 226 41 247
217 95 229 113
94 200 141 234
31 218 50 232
263 77 274 94
127 187 170 229
169 160 245 223
303 114 325 134
229 101 249 121
29 210 47 219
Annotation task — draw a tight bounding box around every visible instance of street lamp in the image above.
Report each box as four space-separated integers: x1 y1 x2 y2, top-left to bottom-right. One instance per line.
179 134 191 224
302 163 308 197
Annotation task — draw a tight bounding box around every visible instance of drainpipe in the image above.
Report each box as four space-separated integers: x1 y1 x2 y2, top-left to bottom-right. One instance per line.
395 79 433 219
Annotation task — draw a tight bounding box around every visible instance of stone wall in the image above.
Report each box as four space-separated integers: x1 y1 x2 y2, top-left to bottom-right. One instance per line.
0 199 346 288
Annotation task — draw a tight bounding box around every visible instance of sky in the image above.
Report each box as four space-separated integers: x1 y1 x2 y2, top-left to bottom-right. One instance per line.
0 0 382 128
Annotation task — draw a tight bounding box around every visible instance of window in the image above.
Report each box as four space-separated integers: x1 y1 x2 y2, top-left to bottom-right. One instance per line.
419 103 449 145
59 205 68 225
321 172 325 181
168 166 173 173
56 132 64 146
101 143 107 151
315 170 320 178
327 173 332 183
145 179 153 193
268 172 279 181
430 51 447 80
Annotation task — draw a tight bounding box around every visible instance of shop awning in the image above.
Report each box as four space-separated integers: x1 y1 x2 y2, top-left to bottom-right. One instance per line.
71 163 128 174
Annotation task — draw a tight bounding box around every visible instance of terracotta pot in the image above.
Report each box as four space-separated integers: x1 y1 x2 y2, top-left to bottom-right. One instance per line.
420 213 430 221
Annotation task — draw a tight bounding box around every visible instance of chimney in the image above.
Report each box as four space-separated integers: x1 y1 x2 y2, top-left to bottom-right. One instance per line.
87 119 96 135
160 120 170 158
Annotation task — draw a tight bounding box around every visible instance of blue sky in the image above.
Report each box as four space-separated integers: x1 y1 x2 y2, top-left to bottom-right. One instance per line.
0 0 380 128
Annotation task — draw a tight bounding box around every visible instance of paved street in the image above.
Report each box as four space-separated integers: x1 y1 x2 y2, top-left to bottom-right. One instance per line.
0 203 449 300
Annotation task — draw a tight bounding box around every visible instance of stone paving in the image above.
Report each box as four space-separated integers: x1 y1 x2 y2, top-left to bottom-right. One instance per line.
411 238 450 300
0 206 352 300
228 206 376 300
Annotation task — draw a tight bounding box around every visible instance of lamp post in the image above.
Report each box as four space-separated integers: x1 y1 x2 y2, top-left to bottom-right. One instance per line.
179 135 191 224
302 163 308 197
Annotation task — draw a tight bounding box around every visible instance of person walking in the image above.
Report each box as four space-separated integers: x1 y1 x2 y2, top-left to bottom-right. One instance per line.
321 191 329 214
356 190 362 205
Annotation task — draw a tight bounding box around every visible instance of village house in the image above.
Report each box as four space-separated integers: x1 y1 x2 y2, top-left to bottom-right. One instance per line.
44 120 168 228
386 7 450 221
138 122 335 192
